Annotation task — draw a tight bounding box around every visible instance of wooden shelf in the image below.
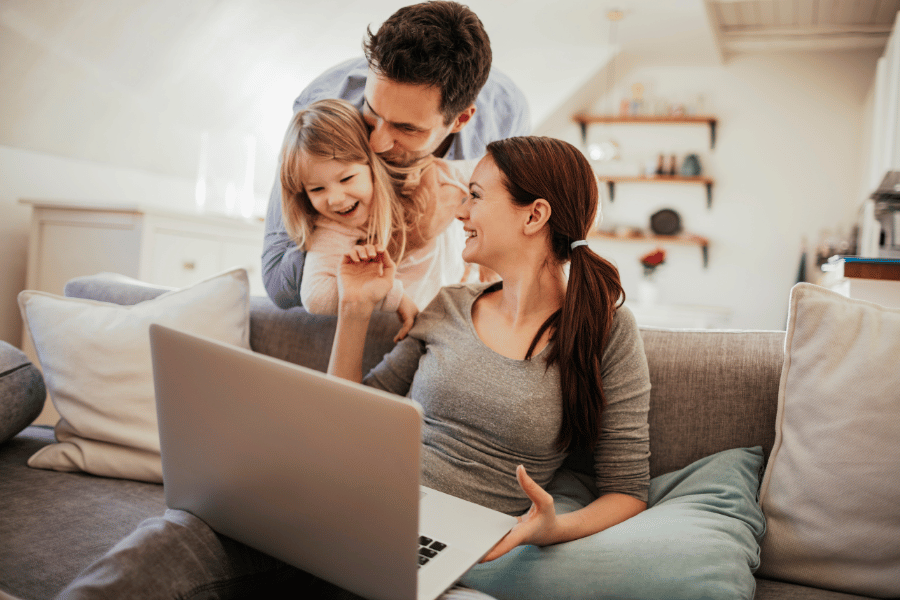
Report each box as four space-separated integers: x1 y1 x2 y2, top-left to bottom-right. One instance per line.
827 256 900 281
589 230 710 267
596 175 715 207
574 113 718 149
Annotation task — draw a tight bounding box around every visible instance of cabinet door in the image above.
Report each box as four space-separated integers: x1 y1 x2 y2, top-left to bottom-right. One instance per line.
149 232 221 289
36 220 141 294
220 240 265 296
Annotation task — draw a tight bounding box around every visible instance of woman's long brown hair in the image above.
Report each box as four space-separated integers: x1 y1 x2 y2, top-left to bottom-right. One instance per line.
486 136 625 453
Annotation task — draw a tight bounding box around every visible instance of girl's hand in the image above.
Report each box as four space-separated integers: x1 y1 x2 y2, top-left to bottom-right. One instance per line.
407 159 467 250
393 294 419 343
338 244 397 307
481 466 558 562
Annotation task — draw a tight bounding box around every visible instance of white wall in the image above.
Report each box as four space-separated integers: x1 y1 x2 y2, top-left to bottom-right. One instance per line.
0 146 197 345
544 49 881 330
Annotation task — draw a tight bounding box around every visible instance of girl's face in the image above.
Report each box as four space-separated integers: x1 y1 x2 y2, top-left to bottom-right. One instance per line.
456 155 527 269
301 154 374 230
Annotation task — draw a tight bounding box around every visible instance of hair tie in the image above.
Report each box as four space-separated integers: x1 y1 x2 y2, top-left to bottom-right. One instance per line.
570 240 589 250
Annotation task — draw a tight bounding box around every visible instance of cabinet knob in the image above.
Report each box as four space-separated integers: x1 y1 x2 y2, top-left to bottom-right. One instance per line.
182 261 196 271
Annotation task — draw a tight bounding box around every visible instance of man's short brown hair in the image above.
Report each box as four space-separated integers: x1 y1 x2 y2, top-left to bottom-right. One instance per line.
363 1 492 125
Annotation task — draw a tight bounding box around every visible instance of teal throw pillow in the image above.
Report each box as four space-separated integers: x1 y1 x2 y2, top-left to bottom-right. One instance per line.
460 446 766 600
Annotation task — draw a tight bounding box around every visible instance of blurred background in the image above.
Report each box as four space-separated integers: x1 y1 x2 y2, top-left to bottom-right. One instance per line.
2 0 899 343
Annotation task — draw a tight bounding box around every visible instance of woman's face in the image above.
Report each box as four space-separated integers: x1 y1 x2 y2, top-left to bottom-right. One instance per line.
301 154 374 230
456 155 527 268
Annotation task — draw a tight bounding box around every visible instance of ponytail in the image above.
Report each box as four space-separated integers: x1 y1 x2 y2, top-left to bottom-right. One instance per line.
548 240 623 452
487 137 624 453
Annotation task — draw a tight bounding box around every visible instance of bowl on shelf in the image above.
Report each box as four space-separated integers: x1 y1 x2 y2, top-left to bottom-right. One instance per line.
650 209 682 236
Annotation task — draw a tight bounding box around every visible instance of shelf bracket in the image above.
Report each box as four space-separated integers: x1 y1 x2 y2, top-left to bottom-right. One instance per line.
709 121 717 150
702 244 709 268
606 181 616 202
579 122 588 145
706 183 713 209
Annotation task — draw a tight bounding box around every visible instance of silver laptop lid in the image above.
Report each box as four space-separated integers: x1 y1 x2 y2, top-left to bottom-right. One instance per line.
150 324 421 600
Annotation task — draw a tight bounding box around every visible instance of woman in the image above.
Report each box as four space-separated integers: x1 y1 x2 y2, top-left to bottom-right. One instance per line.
330 135 651 562
58 136 651 600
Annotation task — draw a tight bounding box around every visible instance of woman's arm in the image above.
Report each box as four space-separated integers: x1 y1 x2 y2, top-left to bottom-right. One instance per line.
327 245 398 383
485 306 651 561
482 466 645 562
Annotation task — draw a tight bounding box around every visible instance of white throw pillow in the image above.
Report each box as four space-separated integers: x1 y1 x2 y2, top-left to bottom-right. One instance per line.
758 283 900 598
18 268 251 483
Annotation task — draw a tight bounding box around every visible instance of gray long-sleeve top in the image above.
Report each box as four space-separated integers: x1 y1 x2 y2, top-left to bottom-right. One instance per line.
363 282 651 516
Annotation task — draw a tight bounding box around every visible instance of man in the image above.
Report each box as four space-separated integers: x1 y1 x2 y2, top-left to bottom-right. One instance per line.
263 0 531 309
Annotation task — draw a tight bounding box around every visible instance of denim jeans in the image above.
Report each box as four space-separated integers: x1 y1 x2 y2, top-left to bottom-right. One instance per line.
55 509 497 600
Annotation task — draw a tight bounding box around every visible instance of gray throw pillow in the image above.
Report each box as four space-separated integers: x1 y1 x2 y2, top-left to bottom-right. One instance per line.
0 341 45 444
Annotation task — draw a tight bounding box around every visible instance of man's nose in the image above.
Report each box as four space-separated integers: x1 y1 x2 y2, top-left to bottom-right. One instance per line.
368 120 394 154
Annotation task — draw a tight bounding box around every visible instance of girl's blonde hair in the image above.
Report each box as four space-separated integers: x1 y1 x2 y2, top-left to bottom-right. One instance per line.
280 98 429 263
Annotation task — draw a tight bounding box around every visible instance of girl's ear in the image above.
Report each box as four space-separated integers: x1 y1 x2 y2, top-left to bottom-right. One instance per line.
523 199 551 236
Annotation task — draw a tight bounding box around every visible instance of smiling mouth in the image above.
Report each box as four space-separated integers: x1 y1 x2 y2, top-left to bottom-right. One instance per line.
335 201 360 216
465 230 477 240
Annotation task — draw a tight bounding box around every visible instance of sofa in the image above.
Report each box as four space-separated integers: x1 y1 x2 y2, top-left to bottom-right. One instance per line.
1 272 897 600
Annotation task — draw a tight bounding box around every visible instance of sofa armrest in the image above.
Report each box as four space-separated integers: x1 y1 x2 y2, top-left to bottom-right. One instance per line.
0 342 45 444
64 273 172 305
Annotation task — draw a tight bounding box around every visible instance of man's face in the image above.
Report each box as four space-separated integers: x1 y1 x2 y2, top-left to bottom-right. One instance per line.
362 72 470 167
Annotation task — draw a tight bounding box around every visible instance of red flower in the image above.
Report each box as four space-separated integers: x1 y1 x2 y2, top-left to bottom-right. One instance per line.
641 248 666 268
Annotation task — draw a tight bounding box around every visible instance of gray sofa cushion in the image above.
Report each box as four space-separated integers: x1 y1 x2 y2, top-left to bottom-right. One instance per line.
754 578 878 599
0 426 167 599
639 328 784 478
0 341 45 445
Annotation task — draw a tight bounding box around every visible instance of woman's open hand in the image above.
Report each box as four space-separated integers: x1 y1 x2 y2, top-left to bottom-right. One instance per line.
338 244 397 308
481 465 558 562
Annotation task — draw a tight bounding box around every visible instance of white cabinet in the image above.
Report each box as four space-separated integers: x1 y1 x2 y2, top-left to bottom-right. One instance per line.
21 199 266 296
20 199 266 426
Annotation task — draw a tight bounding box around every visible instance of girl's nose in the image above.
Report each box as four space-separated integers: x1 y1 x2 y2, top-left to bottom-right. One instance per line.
328 188 345 206
455 198 469 221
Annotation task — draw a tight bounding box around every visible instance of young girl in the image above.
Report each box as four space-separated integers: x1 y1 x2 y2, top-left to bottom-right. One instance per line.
279 98 470 340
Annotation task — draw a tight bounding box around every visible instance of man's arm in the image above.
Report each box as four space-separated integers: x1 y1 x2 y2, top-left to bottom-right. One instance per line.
261 178 307 309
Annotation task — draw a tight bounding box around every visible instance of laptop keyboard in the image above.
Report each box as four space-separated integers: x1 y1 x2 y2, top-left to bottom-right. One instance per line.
418 536 448 567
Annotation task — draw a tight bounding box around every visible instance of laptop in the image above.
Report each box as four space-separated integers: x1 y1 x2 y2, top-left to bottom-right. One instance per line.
149 324 517 600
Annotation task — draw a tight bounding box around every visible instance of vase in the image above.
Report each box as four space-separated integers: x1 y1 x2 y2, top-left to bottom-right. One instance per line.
637 278 659 307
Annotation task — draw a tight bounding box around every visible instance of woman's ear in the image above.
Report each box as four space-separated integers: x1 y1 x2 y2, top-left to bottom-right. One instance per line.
523 199 552 236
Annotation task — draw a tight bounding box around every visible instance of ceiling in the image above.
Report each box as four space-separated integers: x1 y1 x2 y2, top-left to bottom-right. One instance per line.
705 0 899 56
0 0 895 199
